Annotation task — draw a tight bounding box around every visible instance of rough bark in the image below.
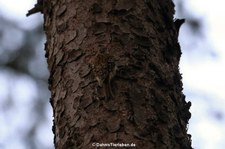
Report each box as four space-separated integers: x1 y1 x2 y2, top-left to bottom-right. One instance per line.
43 0 192 148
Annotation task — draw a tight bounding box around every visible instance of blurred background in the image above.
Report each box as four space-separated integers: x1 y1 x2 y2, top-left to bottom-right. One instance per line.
0 0 224 149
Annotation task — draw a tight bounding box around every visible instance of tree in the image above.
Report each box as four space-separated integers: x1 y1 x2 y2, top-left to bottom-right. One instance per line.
34 0 192 148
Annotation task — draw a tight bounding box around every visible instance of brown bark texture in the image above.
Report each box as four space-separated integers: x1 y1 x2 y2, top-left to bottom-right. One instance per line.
43 0 192 148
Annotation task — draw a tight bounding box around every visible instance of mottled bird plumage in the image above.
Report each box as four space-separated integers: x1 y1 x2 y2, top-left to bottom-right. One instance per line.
92 50 117 99
92 51 115 86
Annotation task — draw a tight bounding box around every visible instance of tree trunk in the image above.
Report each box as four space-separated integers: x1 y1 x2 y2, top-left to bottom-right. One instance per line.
43 0 192 148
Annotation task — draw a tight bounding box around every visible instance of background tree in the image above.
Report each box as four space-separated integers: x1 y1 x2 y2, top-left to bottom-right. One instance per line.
42 0 192 148
0 15 52 149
